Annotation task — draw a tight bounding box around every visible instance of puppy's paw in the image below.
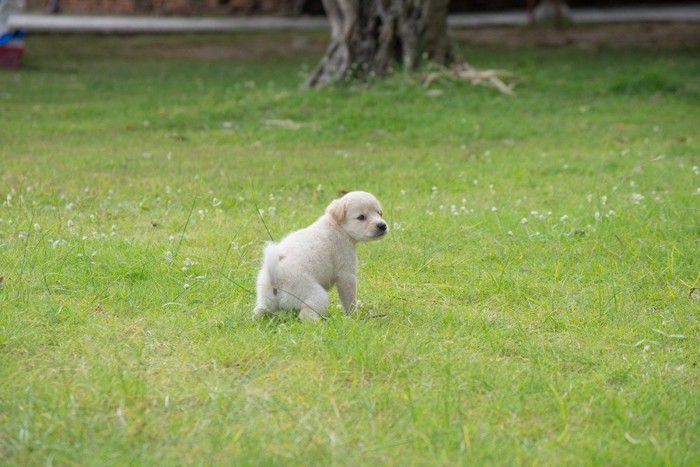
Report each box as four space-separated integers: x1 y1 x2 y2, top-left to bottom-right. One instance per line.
252 306 269 319
298 306 324 323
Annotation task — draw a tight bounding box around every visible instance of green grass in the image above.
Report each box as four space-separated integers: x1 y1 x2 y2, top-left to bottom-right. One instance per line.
1 30 699 465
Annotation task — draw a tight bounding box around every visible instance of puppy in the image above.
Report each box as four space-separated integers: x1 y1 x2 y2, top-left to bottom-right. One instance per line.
253 191 388 322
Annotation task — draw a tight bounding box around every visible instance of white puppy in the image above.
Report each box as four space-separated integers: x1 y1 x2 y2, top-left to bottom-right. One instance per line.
253 191 388 322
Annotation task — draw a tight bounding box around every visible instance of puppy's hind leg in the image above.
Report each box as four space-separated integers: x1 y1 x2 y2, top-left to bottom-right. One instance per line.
253 272 277 319
253 243 283 319
297 283 329 323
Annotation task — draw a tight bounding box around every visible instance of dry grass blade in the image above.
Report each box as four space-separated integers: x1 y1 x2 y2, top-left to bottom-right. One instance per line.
263 119 305 130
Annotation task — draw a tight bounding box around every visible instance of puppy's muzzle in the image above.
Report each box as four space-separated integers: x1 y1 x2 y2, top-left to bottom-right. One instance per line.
375 222 388 237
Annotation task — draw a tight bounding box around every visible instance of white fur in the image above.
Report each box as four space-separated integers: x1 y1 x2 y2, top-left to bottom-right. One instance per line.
253 191 387 322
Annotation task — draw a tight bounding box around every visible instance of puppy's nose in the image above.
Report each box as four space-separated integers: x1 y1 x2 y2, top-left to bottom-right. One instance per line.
377 222 387 232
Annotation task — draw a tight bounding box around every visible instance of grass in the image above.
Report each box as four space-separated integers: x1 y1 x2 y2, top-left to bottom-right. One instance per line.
1 29 699 465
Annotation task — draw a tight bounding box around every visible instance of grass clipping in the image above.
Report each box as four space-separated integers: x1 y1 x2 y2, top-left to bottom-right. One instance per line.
424 63 516 95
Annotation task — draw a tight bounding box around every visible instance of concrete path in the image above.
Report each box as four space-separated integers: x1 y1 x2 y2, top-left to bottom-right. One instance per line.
7 4 700 34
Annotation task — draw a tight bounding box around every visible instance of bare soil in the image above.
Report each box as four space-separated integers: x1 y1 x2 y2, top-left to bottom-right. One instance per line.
108 22 699 61
452 22 700 50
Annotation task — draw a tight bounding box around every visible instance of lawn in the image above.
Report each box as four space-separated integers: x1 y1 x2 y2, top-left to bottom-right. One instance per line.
1 28 699 465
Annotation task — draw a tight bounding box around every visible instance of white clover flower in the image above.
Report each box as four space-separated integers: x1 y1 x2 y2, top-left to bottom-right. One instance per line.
693 166 699 175
183 284 190 289
34 223 40 232
164 251 173 262
183 258 196 267
212 198 222 207
521 218 528 224
594 212 601 221
630 193 644 205
601 195 608 205
559 215 569 222
491 207 498 212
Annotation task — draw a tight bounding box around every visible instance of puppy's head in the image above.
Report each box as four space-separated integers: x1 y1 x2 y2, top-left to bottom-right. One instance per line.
326 191 388 243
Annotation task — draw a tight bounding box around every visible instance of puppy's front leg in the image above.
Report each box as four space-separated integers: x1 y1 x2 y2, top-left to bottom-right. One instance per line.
336 274 358 311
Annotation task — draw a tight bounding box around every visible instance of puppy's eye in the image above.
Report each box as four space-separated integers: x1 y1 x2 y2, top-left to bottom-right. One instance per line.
357 215 366 221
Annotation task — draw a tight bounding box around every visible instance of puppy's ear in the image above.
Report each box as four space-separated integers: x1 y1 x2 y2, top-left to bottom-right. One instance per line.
326 198 346 224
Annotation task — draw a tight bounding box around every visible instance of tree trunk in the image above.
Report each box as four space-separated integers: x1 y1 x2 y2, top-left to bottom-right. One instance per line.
306 0 459 88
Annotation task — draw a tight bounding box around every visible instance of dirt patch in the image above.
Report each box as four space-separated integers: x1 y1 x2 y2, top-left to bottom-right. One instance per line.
111 32 327 60
89 22 699 62
452 22 700 50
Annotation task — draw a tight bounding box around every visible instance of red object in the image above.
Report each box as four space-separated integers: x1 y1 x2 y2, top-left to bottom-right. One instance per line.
0 45 23 69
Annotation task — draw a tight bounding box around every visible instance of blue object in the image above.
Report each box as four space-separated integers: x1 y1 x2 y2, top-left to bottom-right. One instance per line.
0 29 23 46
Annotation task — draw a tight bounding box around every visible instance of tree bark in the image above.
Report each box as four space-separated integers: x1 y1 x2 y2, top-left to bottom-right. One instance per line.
306 0 459 88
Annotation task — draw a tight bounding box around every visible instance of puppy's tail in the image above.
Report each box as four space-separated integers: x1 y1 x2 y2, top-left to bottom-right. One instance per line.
261 242 282 287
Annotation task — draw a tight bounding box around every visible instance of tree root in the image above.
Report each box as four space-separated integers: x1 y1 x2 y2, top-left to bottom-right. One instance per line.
423 64 517 95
